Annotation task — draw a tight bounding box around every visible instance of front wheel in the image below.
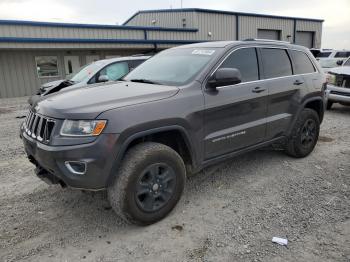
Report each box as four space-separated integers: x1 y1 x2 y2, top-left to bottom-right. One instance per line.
108 142 186 225
285 108 320 158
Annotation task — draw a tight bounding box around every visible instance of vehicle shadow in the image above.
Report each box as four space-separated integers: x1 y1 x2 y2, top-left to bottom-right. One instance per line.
328 104 350 114
50 147 286 231
0 145 301 261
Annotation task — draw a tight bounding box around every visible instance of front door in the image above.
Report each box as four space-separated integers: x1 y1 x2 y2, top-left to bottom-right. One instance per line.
63 56 80 77
203 47 268 159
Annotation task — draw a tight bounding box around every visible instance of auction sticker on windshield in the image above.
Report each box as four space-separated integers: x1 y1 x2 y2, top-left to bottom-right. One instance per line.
192 50 215 55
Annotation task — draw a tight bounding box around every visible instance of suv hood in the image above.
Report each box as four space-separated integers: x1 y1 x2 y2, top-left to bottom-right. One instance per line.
39 79 77 95
41 79 67 89
34 81 179 119
328 66 350 75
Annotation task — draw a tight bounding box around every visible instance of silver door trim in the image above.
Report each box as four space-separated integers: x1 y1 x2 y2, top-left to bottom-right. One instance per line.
207 45 320 90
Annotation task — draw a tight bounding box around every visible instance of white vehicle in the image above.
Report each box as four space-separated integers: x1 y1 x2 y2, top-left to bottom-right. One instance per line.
314 49 350 70
325 57 350 109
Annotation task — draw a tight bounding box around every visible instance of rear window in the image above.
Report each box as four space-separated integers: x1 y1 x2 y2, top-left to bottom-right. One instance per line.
260 48 292 79
290 50 316 74
316 52 331 58
334 52 350 58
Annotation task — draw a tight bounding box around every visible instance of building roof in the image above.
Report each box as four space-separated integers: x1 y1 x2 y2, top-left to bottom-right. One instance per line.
0 19 198 32
123 8 324 25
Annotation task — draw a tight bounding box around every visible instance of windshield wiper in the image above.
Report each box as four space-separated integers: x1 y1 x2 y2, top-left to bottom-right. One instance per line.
129 79 162 85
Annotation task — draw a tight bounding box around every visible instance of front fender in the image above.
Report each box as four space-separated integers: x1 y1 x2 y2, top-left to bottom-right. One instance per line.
106 124 198 186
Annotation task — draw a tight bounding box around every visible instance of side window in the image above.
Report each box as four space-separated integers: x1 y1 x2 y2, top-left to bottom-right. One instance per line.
260 48 292 79
290 50 316 74
344 59 350 66
220 48 259 82
35 56 59 78
316 52 331 58
334 52 350 58
99 62 129 81
128 59 146 71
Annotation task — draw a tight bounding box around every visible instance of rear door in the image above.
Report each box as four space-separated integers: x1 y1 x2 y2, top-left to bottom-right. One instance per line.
203 47 268 159
259 47 306 139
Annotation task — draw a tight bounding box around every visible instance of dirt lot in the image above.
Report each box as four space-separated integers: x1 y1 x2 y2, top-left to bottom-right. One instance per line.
0 97 349 262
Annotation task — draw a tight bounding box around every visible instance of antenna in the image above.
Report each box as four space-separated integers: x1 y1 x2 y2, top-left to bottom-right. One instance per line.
181 0 183 8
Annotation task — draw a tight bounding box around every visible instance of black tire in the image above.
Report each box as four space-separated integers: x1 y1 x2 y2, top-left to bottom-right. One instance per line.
108 142 186 225
326 101 333 110
285 108 320 158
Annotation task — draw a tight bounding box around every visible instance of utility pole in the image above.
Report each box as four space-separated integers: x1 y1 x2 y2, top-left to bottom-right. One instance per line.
181 0 183 8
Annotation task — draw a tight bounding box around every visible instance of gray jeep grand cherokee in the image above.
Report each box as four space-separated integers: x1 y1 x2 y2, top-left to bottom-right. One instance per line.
21 40 326 225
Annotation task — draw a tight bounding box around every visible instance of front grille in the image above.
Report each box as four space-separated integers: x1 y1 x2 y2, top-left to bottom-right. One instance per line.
330 91 350 97
24 111 55 144
334 74 350 88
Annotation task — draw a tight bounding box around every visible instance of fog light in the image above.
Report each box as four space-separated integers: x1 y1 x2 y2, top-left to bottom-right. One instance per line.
65 161 87 175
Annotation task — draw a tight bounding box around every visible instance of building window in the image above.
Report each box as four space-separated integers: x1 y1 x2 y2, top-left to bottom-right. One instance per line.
35 56 59 78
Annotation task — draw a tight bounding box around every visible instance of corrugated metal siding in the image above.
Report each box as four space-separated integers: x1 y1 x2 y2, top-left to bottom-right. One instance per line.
239 16 294 41
147 31 195 41
196 13 236 40
0 49 146 98
0 25 145 40
0 51 62 97
128 12 236 41
125 11 198 28
0 42 154 50
296 20 322 48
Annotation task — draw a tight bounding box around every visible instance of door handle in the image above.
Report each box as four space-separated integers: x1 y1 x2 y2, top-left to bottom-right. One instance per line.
252 87 266 93
294 79 304 85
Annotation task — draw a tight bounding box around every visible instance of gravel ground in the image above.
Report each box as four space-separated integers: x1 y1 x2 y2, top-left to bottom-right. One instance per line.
0 97 349 262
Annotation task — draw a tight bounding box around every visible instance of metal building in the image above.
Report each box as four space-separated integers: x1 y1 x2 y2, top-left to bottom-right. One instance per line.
0 8 323 98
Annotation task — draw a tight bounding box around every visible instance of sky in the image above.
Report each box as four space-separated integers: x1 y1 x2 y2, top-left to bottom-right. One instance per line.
0 0 349 49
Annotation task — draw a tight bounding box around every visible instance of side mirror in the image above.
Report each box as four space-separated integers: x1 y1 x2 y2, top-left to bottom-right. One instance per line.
336 60 343 66
98 75 109 82
207 68 242 89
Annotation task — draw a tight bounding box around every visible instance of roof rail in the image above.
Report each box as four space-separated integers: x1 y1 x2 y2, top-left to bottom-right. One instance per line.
243 38 291 44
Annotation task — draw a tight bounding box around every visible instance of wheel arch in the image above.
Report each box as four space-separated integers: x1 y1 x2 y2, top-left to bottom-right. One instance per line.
303 98 324 123
286 96 324 137
107 125 197 186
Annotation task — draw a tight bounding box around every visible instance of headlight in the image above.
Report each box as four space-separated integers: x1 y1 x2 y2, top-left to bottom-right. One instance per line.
326 73 336 85
60 120 107 137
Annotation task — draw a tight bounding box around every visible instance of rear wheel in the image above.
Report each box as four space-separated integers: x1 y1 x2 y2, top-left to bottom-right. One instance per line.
285 108 320 158
108 142 186 225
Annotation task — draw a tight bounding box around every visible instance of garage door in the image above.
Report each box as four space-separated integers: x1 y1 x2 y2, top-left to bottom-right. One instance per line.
257 29 280 40
295 31 314 48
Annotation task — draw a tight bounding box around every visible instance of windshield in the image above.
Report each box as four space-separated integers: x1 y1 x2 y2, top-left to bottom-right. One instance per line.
316 52 332 58
124 48 220 86
70 62 102 83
